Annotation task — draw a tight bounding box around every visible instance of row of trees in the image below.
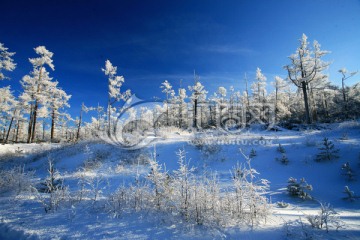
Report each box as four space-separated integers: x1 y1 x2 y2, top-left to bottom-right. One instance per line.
1 34 359 143
1 44 71 143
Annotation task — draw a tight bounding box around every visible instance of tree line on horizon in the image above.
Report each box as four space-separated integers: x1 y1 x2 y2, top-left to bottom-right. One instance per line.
0 34 359 144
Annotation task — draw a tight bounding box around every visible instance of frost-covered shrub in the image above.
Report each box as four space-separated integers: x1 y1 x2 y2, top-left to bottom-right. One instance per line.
276 153 289 165
83 145 102 170
189 134 206 149
277 201 289 208
189 134 221 159
34 185 71 213
287 177 313 200
339 132 349 140
147 147 170 210
0 165 34 194
34 159 71 213
277 143 286 153
343 186 356 201
121 149 149 165
341 162 355 181
304 135 316 147
249 148 257 158
306 202 343 232
315 137 339 162
38 159 63 193
200 144 221 159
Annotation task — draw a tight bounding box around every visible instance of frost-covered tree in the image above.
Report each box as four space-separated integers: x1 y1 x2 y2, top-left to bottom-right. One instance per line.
102 60 131 135
160 80 175 126
188 75 207 129
216 86 228 124
315 137 339 162
243 73 251 125
177 88 187 128
285 34 330 124
0 86 19 143
251 68 267 122
287 177 313 200
0 42 16 81
20 46 55 143
272 76 290 123
147 146 169 210
47 82 71 141
338 68 358 118
173 148 195 218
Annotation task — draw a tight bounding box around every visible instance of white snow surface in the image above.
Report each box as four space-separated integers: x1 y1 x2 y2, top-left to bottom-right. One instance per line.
0 122 360 239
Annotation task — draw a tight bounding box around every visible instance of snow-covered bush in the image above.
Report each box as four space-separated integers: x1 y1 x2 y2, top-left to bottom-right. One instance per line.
306 202 343 232
106 185 129 217
34 184 71 213
277 143 286 153
283 218 317 239
304 135 316 147
276 201 289 208
339 132 349 140
86 176 108 204
276 153 289 165
343 186 356 201
172 148 196 219
147 147 170 210
83 145 102 170
0 165 34 194
249 148 257 158
315 137 339 162
104 148 271 228
287 177 313 200
34 159 71 213
38 158 63 193
341 162 355 181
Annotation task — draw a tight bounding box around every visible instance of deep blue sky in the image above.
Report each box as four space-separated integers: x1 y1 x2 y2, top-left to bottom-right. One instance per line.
1 0 359 119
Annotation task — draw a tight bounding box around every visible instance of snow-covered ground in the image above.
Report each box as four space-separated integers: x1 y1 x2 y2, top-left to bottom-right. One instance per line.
1 122 360 239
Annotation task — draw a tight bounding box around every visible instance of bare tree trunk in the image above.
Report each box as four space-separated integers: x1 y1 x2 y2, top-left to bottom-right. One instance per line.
27 105 34 143
5 117 14 144
51 109 56 141
42 120 46 140
342 77 348 119
76 106 83 141
15 120 20 143
31 100 38 143
193 98 198 129
301 82 311 124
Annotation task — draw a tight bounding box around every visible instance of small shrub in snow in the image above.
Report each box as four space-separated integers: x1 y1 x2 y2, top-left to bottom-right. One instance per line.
304 135 316 147
249 148 257 158
201 144 221 159
315 137 339 162
34 185 71 213
86 176 108 203
34 159 71 213
341 162 355 181
147 146 169 210
283 218 316 240
15 147 24 155
0 165 34 194
38 158 63 193
343 186 357 201
306 202 343 232
339 132 349 140
83 145 102 170
276 153 289 165
287 177 313 200
276 201 289 208
277 143 286 153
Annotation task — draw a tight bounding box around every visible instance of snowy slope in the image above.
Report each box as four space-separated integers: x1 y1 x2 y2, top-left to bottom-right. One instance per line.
0 122 360 239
